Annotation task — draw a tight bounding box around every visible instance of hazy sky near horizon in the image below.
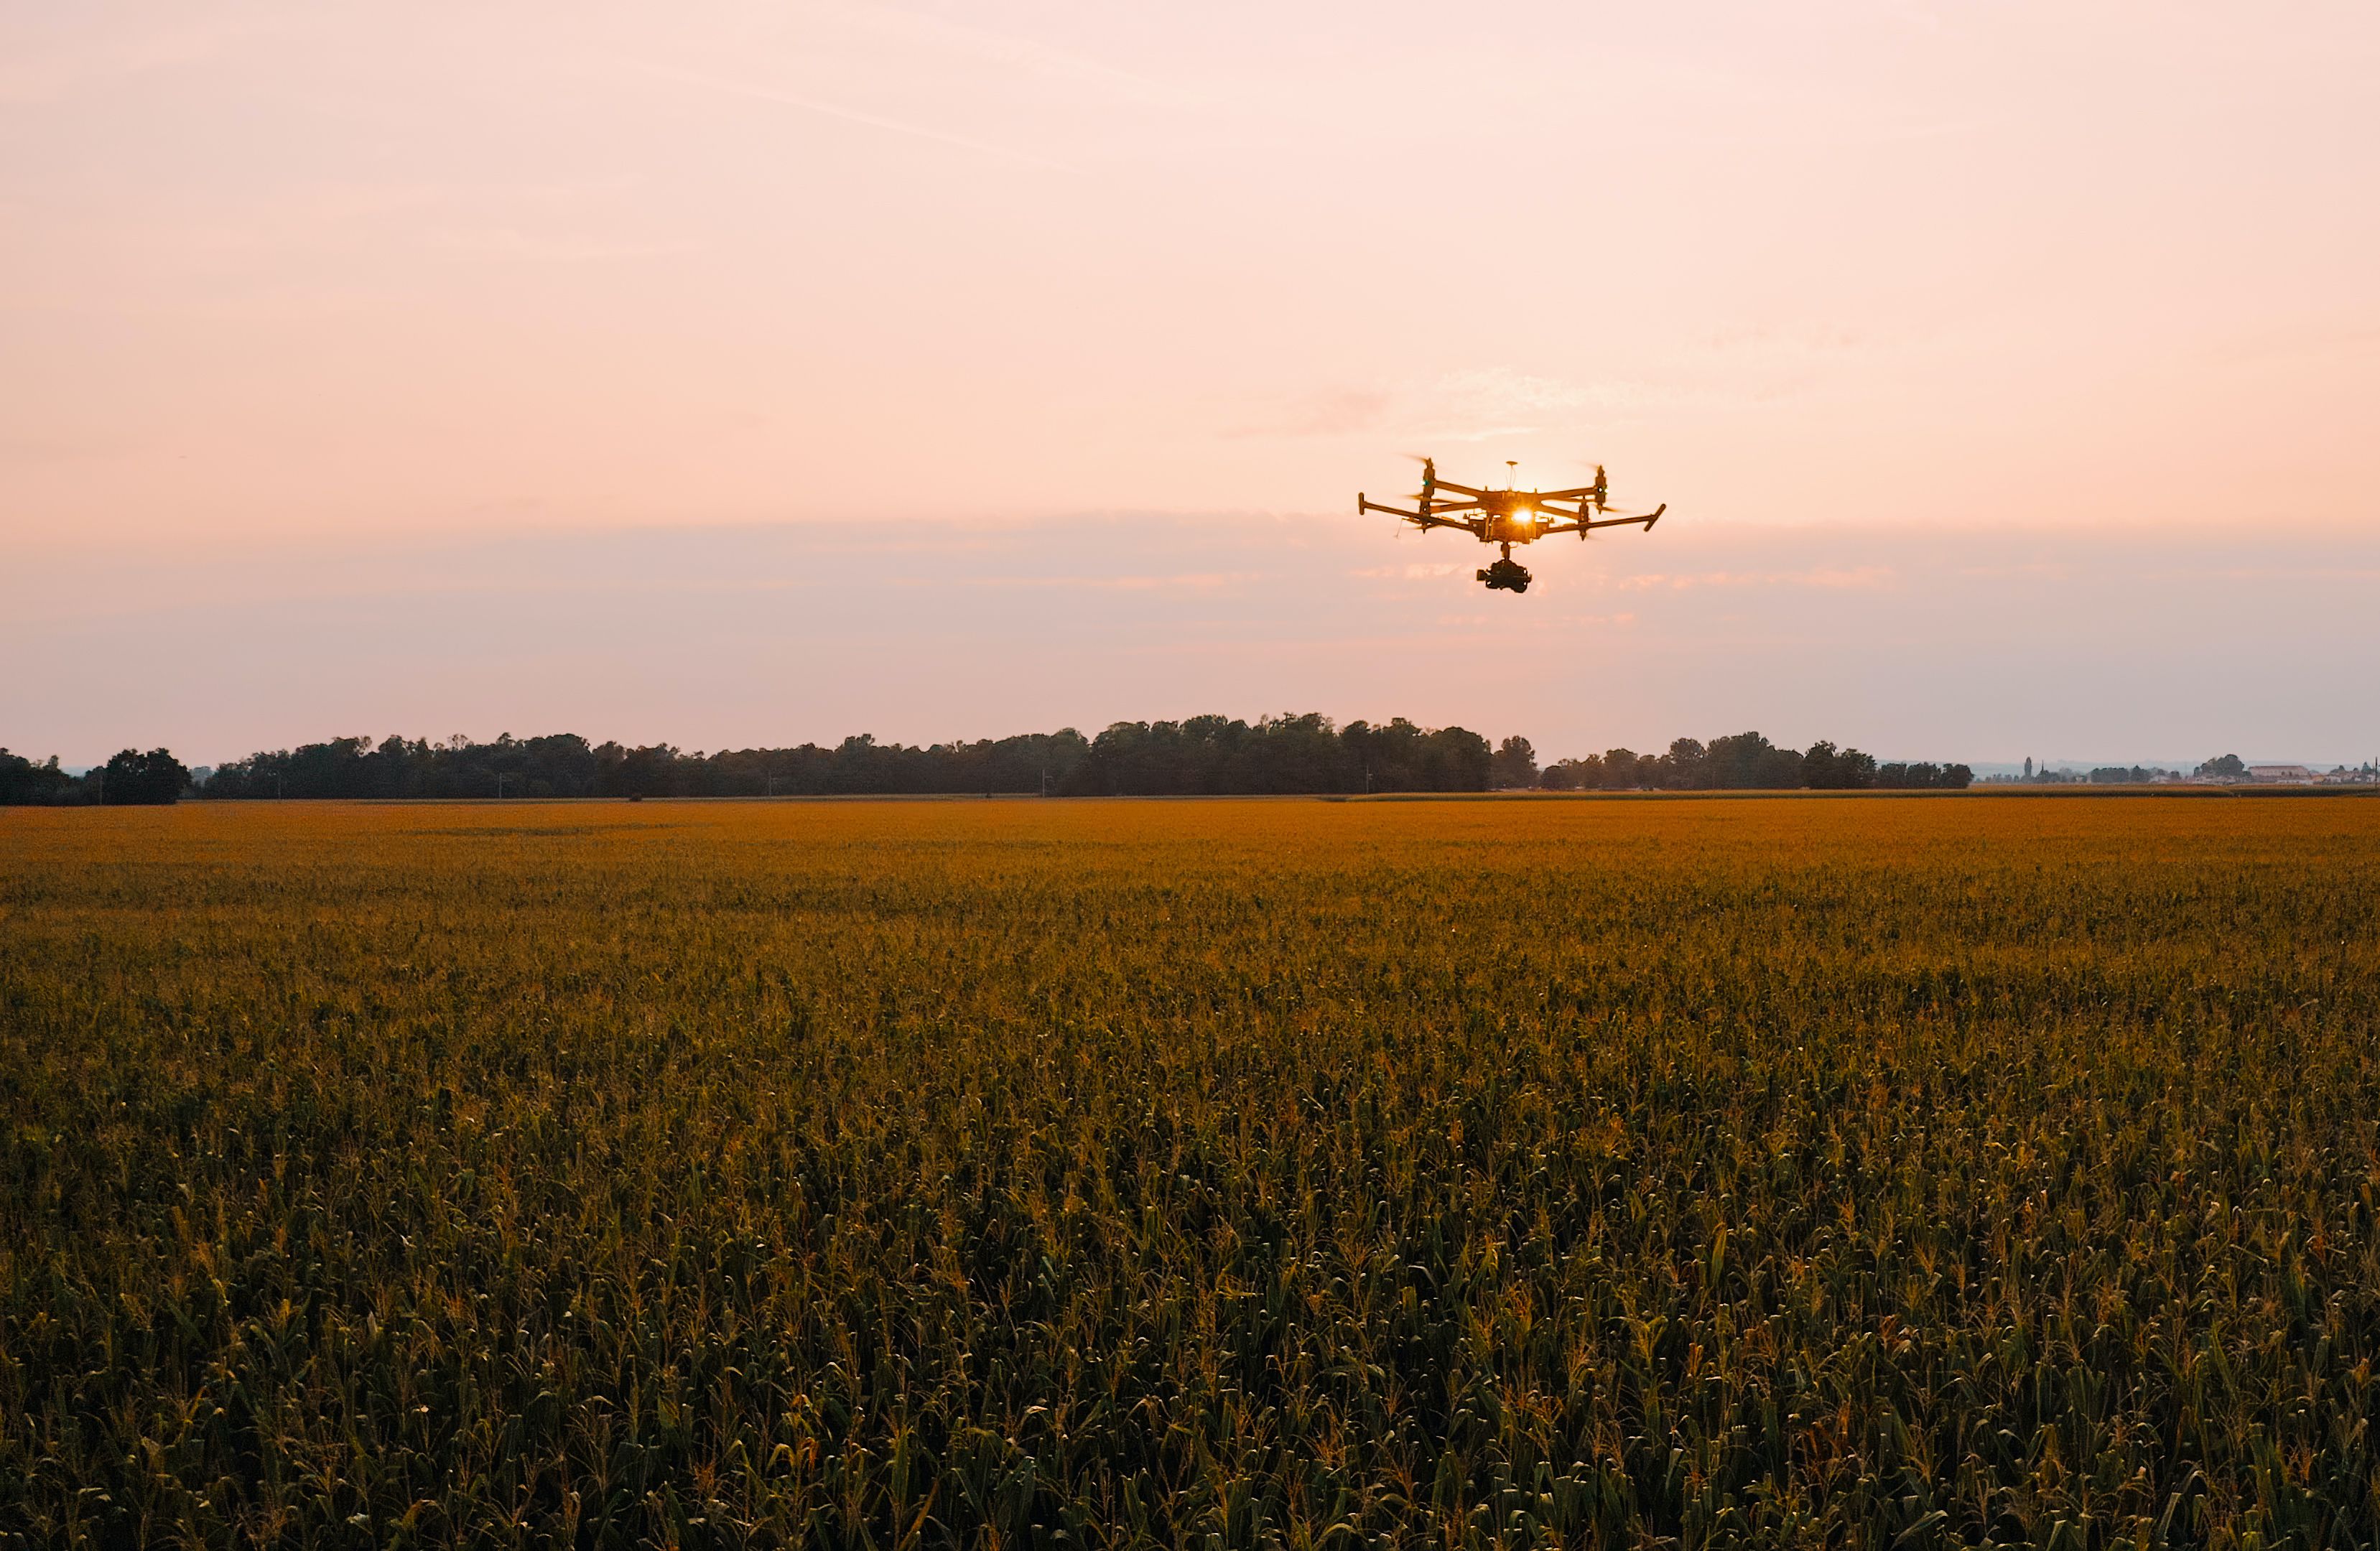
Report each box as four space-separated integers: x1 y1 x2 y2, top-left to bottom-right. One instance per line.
6 3 2377 764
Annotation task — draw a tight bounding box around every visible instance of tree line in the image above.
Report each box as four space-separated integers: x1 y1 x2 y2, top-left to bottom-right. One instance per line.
1533 733 1970 792
187 717 1498 801
2 719 1972 804
0 747 190 806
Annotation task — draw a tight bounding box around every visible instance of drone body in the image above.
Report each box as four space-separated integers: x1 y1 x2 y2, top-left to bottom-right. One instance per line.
1358 459 1666 592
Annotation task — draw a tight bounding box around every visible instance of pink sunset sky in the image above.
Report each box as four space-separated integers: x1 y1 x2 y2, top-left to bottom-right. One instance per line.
6 3 2376 768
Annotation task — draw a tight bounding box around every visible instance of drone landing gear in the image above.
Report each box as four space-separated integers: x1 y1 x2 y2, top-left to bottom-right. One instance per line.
1477 543 1531 593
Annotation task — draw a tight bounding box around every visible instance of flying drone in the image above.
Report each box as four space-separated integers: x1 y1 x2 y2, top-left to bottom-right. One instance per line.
1359 459 1667 592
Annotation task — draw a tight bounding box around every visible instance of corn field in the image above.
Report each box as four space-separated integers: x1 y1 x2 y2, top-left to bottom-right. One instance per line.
4 795 2379 1548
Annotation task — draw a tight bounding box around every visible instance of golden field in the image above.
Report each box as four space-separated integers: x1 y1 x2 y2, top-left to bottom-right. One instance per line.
4 794 2379 1548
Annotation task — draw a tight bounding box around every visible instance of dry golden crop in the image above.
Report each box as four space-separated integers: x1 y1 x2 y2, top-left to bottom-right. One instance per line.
4 794 2379 1547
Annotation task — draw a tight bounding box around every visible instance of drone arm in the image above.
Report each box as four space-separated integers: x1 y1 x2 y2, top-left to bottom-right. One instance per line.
1364 497 1477 534
1362 496 1471 532
1541 503 1667 536
1370 493 1484 516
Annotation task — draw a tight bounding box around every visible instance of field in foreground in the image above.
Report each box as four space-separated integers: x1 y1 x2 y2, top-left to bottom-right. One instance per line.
4 796 2379 1549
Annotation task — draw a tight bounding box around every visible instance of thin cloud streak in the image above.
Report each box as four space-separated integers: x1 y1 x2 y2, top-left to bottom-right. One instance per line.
1613 566 1897 592
944 571 1272 592
825 1 1215 112
631 62 1080 173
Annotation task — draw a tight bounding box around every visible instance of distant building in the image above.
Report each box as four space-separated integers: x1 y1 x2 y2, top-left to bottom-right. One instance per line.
2246 764 2315 783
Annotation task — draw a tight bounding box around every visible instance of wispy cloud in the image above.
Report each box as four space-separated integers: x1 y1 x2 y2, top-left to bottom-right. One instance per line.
0 17 249 105
1615 566 1896 592
632 62 1079 173
1352 562 1468 579
2205 319 2380 368
1227 367 1677 447
424 228 699 263
944 571 1270 592
1412 368 1593 442
823 1 1212 113
1222 388 1391 440
1958 562 2071 582
1432 611 1636 630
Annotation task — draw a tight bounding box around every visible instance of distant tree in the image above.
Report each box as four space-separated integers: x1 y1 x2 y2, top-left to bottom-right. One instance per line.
1803 740 1839 789
1703 731 1804 789
2197 754 2246 780
98 747 189 806
616 744 683 799
1600 749 1647 789
1704 731 1761 788
1489 736 1538 789
1422 726 1493 791
1803 741 1877 789
1247 714 1349 793
1540 755 1602 791
1338 719 1488 793
1872 760 1971 791
0 749 77 805
1661 738 1710 790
